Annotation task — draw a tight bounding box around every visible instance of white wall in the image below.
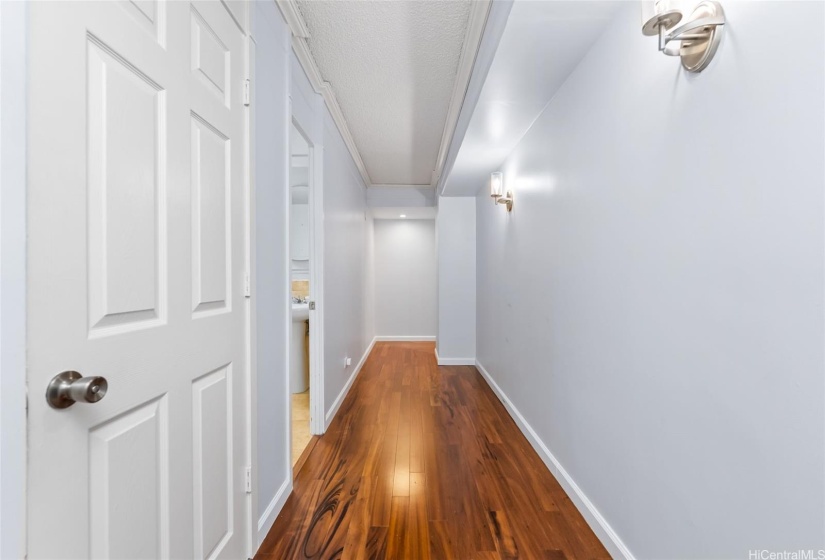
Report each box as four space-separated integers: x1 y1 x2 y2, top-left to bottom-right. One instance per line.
252 0 291 545
436 197 476 363
367 186 436 208
321 108 371 423
288 44 372 427
0 2 27 557
373 219 437 338
364 215 376 343
254 5 372 541
475 3 825 558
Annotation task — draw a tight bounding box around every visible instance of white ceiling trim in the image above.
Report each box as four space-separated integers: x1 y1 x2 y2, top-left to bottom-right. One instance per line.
436 0 514 197
431 0 491 188
279 0 372 185
277 0 309 39
277 0 490 192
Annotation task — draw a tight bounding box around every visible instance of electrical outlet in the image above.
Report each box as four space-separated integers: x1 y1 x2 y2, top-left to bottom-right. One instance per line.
345 357 352 367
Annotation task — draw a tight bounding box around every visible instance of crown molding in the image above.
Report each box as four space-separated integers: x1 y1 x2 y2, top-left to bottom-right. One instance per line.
276 0 309 38
318 80 373 187
290 35 323 88
278 0 373 186
436 0 514 197
431 0 493 187
277 0 492 191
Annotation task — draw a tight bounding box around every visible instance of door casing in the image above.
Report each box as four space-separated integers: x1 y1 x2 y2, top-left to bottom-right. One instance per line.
0 2 28 559
288 116 326 441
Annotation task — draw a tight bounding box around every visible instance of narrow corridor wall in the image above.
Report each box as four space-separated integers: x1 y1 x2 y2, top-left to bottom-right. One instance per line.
321 107 371 422
289 38 372 428
254 5 372 544
252 0 291 546
475 2 825 557
437 197 476 364
373 219 437 339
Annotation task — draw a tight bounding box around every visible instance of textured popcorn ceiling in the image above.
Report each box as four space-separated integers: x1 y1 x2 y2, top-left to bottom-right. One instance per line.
297 0 472 186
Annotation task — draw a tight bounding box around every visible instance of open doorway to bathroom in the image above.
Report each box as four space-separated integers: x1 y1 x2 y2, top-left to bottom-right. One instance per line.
289 122 315 470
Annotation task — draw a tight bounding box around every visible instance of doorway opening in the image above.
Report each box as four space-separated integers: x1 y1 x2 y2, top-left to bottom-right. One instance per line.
289 122 314 469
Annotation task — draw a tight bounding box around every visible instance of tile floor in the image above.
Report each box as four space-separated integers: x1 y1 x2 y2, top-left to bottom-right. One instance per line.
290 390 311 467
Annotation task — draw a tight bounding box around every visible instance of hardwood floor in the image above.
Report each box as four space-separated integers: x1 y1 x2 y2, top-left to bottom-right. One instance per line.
256 342 609 560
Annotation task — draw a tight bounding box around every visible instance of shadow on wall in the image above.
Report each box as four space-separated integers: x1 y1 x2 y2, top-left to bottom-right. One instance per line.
475 2 825 558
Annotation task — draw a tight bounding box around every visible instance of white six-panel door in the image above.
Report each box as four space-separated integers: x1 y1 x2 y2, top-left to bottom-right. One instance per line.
27 1 249 558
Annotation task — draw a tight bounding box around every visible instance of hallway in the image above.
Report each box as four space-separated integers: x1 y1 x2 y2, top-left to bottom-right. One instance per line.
256 342 609 559
5 1 824 557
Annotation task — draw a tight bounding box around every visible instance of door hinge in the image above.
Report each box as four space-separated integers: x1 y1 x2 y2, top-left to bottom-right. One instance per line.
244 272 251 298
309 301 316 310
245 467 252 493
243 79 250 107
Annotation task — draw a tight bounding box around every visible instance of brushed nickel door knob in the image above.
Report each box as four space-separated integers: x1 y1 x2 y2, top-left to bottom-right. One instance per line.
46 371 108 409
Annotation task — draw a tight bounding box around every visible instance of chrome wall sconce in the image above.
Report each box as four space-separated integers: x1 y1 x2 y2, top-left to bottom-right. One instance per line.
641 0 725 73
490 172 513 212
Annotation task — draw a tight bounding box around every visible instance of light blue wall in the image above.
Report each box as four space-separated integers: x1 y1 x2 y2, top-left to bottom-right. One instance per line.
374 219 437 338
437 196 476 361
254 7 371 545
252 0 291 544
476 2 825 557
289 46 371 428
321 109 371 421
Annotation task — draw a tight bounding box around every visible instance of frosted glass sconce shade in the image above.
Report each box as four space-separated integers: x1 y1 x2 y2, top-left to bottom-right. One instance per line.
490 172 503 198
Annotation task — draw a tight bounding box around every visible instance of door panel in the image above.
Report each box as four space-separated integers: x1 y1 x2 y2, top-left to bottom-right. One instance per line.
191 113 231 316
121 0 166 46
87 35 167 335
192 365 233 559
191 8 230 106
27 2 248 559
89 396 170 560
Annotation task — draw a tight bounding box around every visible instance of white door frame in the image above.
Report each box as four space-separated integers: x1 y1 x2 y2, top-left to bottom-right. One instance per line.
0 2 28 558
289 116 325 438
244 28 256 560
308 132 325 436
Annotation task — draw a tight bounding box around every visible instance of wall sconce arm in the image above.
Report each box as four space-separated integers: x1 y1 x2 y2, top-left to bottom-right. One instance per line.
643 1 726 73
489 172 512 212
496 191 513 212
665 15 725 45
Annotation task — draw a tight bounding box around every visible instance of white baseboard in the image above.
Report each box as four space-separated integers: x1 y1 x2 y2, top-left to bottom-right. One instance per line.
474 360 635 560
254 339 377 553
325 336 376 429
434 347 475 366
374 335 436 342
256 476 293 549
